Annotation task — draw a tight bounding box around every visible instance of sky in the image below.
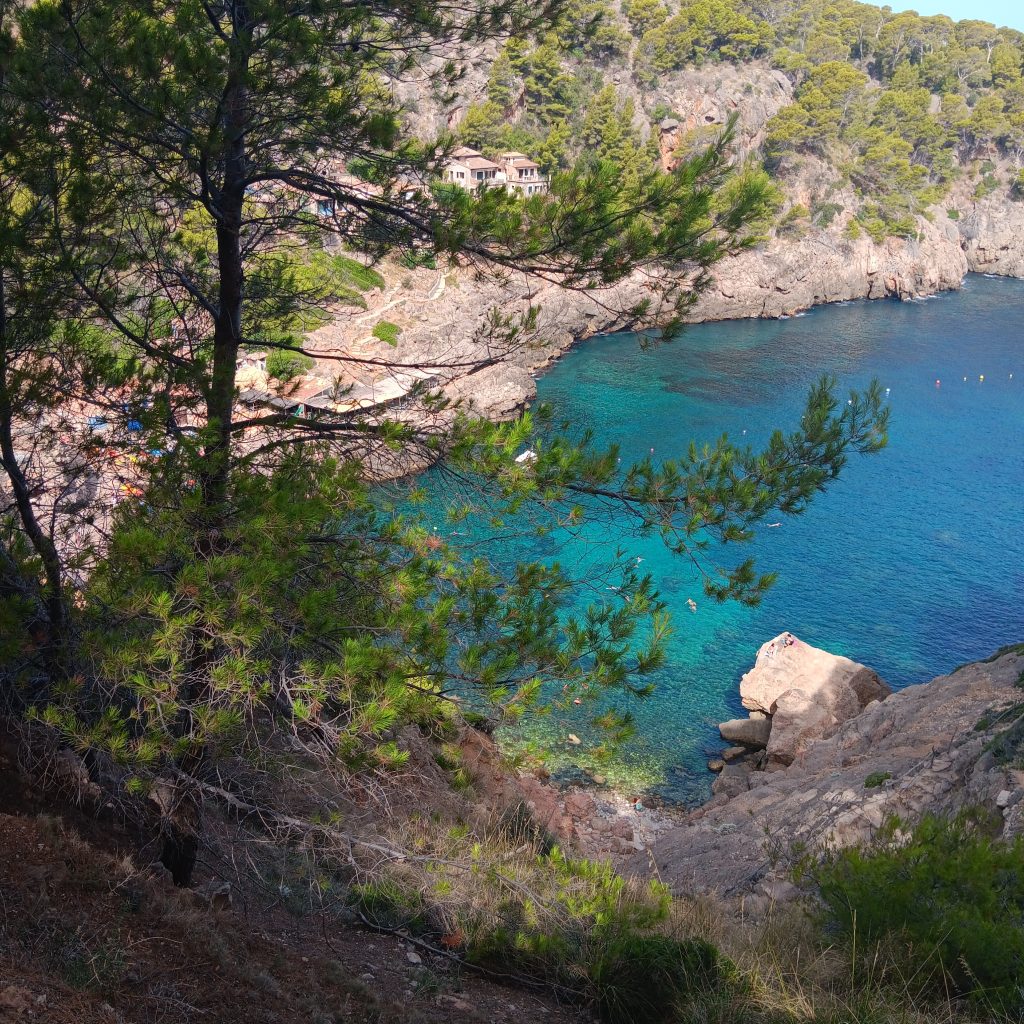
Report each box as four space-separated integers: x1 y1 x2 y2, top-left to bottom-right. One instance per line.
873 0 1024 31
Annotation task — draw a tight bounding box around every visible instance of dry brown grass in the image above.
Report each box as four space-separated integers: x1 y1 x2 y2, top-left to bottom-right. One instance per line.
657 895 999 1024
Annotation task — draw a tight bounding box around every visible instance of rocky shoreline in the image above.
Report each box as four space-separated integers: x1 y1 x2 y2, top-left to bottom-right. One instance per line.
469 637 1024 902
422 190 1024 422
313 184 1024 433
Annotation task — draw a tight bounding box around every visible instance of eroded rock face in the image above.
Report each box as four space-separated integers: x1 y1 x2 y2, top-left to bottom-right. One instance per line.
653 64 793 169
767 690 840 767
691 209 971 322
959 196 1024 278
649 647 1024 896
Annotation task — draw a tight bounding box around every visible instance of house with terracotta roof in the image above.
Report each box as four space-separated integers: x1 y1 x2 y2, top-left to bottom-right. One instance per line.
444 147 502 189
496 152 548 195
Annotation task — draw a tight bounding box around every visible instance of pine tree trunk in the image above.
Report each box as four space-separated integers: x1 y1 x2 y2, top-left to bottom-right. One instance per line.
0 272 68 679
202 0 252 523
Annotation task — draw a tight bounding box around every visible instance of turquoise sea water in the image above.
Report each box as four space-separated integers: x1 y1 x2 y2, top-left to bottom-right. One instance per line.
426 276 1024 802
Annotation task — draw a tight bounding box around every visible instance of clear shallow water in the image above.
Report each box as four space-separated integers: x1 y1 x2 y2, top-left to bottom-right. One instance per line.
428 277 1024 802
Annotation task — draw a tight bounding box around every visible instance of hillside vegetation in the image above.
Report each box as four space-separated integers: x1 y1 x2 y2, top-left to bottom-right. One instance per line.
454 0 1024 239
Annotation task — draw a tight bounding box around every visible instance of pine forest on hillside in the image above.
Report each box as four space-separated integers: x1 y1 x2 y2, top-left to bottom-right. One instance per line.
456 0 1024 238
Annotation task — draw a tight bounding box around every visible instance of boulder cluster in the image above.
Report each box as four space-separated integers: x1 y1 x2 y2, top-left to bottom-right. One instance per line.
712 632 891 796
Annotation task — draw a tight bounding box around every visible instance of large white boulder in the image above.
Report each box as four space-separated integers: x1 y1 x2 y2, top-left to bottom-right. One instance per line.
740 633 890 717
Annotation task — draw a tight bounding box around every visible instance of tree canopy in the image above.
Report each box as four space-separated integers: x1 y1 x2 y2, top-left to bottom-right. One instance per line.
0 0 889 887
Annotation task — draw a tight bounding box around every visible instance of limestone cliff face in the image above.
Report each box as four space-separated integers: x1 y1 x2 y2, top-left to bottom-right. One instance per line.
692 214 971 321
652 65 793 168
645 64 1024 319
420 194 1017 419
423 191 1020 420
959 195 1024 278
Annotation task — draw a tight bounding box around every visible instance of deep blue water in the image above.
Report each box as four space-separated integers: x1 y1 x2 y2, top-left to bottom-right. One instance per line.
427 276 1024 801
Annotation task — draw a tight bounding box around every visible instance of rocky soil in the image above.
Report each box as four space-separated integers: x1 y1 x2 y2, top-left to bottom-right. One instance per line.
0 731 597 1024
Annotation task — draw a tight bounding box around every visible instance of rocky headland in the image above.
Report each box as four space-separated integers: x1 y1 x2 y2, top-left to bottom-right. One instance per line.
474 638 1024 905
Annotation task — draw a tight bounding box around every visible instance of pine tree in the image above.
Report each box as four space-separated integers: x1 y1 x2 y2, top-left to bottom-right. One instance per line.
0 0 891 887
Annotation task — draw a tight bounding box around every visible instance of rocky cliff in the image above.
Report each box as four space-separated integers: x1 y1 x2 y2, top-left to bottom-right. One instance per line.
430 57 1024 360
960 193 1024 279
318 58 1024 426
654 643 1024 901
690 211 970 320
417 192 1020 419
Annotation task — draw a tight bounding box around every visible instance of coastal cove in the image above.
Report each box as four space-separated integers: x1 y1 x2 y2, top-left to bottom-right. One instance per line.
445 275 1024 803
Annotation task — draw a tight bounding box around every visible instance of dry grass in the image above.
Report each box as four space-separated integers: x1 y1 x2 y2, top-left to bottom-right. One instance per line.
657 896 1000 1024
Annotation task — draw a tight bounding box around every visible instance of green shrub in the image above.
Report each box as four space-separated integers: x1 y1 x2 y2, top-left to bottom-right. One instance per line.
591 933 724 1024
946 207 960 220
372 320 402 346
464 847 729 1023
777 204 810 238
974 173 999 199
399 250 437 271
434 742 471 790
856 205 916 243
266 348 315 381
806 810 1024 1006
984 704 1024 765
811 201 843 228
349 878 429 933
863 771 891 788
1012 169 1024 201
651 102 682 122
331 254 384 291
